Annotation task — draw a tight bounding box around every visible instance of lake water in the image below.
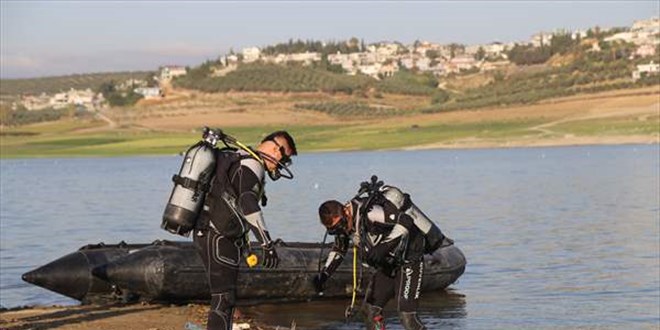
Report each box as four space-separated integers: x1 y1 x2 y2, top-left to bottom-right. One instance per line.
1 145 658 329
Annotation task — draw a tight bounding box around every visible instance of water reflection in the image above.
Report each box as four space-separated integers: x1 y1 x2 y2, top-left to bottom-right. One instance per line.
240 290 467 330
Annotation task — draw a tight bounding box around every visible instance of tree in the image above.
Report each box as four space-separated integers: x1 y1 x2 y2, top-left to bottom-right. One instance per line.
448 43 462 58
475 47 486 61
431 89 450 104
426 49 440 60
493 71 505 82
144 72 158 87
549 32 576 55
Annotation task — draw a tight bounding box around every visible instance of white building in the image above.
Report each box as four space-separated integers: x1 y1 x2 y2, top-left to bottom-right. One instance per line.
242 47 261 63
484 42 507 58
632 17 660 33
571 30 588 40
632 61 660 81
160 66 187 81
636 44 657 58
531 32 553 47
134 87 163 99
358 64 381 78
368 43 401 58
287 52 322 65
379 62 399 78
449 55 478 71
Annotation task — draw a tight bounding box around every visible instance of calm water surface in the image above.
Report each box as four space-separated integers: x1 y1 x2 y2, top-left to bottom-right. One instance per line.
1 145 658 329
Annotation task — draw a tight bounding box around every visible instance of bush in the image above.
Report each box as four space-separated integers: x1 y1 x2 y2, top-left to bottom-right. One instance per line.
174 63 373 94
376 71 438 95
294 101 400 118
430 90 450 104
1 107 68 126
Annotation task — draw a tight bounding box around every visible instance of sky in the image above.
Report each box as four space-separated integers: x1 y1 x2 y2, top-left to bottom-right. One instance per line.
1 1 658 79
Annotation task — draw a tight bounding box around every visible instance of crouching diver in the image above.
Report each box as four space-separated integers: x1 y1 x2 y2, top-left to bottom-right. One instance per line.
194 130 297 330
313 176 453 330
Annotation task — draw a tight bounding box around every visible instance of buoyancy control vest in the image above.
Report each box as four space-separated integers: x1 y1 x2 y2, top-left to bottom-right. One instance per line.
379 185 448 253
199 149 264 239
350 198 415 272
162 141 217 237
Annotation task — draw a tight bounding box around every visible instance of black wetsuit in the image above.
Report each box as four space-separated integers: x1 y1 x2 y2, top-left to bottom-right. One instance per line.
320 197 429 330
193 150 275 330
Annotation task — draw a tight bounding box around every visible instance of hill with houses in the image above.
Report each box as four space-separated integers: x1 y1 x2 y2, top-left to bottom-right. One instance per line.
0 17 658 127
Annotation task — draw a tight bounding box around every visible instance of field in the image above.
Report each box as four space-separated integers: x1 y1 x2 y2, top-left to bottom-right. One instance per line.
1 87 658 158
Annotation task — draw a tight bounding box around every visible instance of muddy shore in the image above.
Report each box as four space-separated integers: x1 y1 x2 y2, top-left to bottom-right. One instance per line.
0 303 288 330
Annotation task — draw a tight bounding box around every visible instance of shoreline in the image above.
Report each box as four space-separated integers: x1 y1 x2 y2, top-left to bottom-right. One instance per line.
1 136 658 160
0 303 286 330
402 135 659 151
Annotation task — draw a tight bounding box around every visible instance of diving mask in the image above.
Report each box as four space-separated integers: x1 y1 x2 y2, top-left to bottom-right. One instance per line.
327 216 350 236
262 139 294 181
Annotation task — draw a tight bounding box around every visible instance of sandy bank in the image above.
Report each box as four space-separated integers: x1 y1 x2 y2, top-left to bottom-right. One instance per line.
0 303 285 330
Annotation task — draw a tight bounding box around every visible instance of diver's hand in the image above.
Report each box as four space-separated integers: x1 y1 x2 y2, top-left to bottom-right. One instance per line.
262 242 279 269
313 272 329 293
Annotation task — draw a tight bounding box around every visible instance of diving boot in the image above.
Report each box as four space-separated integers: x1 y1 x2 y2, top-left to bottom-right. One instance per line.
399 311 426 330
363 303 386 330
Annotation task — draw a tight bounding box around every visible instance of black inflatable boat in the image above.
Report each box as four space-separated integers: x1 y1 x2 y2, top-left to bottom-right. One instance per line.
22 240 466 304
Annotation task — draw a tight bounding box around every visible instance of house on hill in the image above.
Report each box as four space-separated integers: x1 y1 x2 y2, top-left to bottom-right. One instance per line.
242 47 261 63
159 66 187 81
134 87 163 99
632 61 660 81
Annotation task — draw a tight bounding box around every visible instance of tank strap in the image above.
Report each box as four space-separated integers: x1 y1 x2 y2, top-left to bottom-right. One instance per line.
400 193 413 212
172 174 210 193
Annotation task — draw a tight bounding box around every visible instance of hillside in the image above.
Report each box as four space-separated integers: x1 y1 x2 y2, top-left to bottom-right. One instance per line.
0 86 657 158
0 71 153 96
1 30 658 158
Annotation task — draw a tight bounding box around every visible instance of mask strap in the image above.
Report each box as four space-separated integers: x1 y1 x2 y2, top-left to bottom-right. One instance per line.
258 151 294 180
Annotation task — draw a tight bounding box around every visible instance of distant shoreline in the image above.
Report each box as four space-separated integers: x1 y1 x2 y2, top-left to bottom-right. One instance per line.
0 138 657 160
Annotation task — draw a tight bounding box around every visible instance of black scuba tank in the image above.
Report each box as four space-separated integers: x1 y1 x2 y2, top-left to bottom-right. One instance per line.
161 130 220 236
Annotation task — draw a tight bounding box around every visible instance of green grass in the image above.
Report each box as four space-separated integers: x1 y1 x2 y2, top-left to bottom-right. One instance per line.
1 115 656 158
549 115 660 136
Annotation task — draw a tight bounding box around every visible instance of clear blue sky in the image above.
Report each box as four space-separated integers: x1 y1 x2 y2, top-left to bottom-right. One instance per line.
1 1 657 78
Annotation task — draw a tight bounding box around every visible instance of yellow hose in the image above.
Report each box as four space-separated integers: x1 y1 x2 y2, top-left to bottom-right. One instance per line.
234 140 264 165
350 245 357 310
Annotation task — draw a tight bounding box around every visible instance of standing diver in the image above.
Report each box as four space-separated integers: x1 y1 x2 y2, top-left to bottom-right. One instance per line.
194 131 297 330
314 176 453 330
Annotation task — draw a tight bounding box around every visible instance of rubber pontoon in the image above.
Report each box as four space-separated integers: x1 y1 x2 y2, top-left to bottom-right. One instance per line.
22 240 466 304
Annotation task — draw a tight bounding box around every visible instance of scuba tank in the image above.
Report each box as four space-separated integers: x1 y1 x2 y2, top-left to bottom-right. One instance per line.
161 128 221 237
380 185 448 253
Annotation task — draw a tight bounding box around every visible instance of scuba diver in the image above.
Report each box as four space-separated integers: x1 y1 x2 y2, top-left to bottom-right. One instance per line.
314 176 453 330
192 130 297 330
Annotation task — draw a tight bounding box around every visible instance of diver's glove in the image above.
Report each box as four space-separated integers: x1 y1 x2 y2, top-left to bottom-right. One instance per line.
313 271 329 293
261 242 280 269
